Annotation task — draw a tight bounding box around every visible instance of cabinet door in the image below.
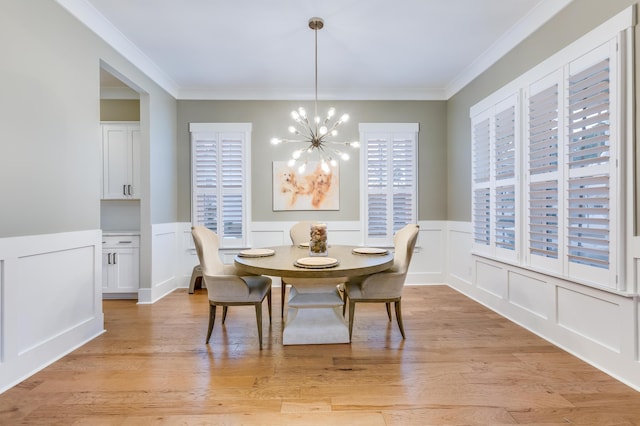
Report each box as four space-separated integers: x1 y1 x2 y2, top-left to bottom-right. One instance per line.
101 123 140 199
129 126 141 198
102 251 112 291
102 125 133 199
110 248 139 292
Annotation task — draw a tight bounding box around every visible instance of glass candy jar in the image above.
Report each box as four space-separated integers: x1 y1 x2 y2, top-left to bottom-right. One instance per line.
309 223 328 256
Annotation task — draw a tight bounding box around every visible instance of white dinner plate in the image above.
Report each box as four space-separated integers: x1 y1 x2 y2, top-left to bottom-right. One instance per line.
238 248 275 258
298 242 310 248
352 247 388 255
294 257 339 268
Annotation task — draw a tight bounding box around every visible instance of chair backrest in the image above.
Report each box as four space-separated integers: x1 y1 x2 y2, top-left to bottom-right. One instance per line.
191 226 225 276
289 221 315 245
390 224 420 274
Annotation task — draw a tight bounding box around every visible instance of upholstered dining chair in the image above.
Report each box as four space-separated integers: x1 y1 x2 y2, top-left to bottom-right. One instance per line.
344 223 419 341
281 221 315 318
191 226 272 349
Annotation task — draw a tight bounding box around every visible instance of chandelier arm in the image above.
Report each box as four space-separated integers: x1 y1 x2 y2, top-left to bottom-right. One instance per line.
272 17 357 167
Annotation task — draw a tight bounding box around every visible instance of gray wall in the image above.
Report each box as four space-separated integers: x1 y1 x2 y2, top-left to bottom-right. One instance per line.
0 1 178 240
177 100 447 223
100 100 140 121
446 0 637 221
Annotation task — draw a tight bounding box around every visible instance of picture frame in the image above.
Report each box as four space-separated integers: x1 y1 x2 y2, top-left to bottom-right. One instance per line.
272 161 339 211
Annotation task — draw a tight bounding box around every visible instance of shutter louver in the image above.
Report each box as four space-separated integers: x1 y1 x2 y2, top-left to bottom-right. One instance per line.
567 175 610 268
194 138 217 189
568 59 610 170
194 193 217 232
473 119 491 184
567 58 610 270
473 188 491 246
392 137 415 234
495 185 516 250
221 136 244 241
529 180 558 259
529 84 559 175
366 138 388 239
495 106 516 180
472 114 492 250
528 80 560 263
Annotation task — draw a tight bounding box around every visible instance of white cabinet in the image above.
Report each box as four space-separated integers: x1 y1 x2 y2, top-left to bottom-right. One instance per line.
102 235 139 297
101 122 140 199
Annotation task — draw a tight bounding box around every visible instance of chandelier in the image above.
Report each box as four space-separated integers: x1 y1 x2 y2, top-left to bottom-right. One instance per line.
271 17 359 174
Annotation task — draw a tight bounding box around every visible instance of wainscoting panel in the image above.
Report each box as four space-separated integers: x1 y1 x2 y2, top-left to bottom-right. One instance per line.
448 243 640 390
557 286 622 353
0 230 104 394
508 271 549 320
14 245 96 354
475 260 507 299
447 222 473 285
139 223 179 304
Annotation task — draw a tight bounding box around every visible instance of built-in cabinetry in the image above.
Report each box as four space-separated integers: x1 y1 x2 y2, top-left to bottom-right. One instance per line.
102 233 139 298
101 122 140 199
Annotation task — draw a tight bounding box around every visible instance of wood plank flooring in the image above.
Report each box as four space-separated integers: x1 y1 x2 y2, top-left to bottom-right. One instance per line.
1 285 640 425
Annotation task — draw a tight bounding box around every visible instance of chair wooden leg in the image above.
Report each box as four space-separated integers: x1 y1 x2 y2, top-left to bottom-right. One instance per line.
342 294 347 317
395 300 406 339
385 302 392 321
348 300 356 342
281 284 286 318
189 266 202 294
267 288 272 324
222 306 228 324
206 304 216 343
255 303 263 350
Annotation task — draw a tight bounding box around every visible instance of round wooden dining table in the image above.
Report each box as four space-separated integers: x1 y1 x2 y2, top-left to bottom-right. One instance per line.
234 244 393 345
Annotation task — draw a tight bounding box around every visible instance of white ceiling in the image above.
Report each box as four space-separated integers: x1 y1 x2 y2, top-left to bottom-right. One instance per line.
67 0 573 100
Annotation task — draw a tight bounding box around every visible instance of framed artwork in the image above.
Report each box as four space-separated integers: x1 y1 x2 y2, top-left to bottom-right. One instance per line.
273 161 339 211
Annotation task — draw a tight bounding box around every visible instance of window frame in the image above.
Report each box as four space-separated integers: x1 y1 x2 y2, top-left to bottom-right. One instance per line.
359 123 419 247
189 122 252 249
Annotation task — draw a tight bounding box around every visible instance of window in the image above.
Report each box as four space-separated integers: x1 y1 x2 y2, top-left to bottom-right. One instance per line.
470 9 631 291
359 123 418 247
189 123 251 248
471 94 520 262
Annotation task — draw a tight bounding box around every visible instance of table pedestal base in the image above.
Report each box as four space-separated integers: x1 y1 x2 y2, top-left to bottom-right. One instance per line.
282 278 349 345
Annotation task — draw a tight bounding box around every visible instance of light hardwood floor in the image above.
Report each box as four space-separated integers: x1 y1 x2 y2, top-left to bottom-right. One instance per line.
2 285 640 425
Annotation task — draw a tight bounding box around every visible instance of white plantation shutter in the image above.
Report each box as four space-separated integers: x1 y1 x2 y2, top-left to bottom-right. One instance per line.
366 137 388 239
472 118 491 185
392 137 416 234
360 123 418 247
470 94 519 261
472 116 491 249
495 185 516 251
190 123 251 248
494 99 518 261
469 10 631 291
527 72 562 272
565 46 616 286
529 180 559 258
473 188 491 246
495 106 516 180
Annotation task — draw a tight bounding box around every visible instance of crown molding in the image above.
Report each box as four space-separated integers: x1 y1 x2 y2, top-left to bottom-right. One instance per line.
56 0 180 98
445 0 574 99
57 0 573 101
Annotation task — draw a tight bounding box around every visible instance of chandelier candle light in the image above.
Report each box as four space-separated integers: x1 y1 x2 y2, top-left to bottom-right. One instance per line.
271 17 359 174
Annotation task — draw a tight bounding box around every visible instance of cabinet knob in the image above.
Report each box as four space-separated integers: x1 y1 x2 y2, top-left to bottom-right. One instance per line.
128 185 132 196
107 253 111 264
123 185 126 196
